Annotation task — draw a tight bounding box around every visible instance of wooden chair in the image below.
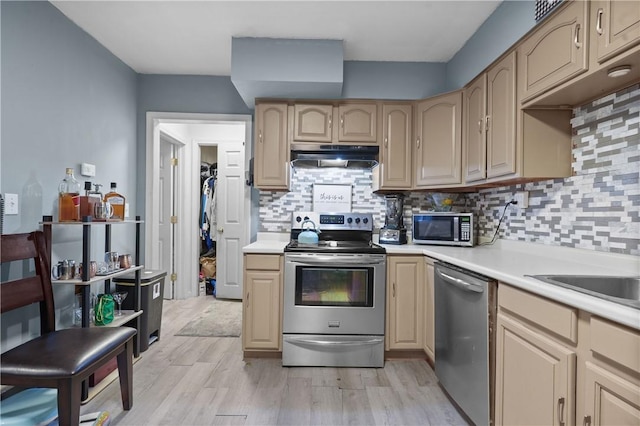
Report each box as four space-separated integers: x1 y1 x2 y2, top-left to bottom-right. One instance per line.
1 231 136 426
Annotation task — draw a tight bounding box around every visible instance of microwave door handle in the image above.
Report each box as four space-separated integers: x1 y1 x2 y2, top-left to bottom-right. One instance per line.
436 269 484 293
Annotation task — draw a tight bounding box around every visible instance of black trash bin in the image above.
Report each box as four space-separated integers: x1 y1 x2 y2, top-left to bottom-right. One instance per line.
115 269 167 352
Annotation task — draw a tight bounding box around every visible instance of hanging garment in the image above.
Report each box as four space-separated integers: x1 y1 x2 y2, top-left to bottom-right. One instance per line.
201 175 217 249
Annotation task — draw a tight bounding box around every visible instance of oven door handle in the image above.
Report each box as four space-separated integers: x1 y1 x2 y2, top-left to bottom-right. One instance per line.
436 269 484 293
287 337 383 347
287 255 385 265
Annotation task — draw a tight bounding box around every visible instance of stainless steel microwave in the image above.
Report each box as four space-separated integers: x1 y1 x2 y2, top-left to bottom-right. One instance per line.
412 212 474 246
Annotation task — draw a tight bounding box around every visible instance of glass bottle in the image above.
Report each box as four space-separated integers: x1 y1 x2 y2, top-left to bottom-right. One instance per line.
103 182 125 220
58 168 81 221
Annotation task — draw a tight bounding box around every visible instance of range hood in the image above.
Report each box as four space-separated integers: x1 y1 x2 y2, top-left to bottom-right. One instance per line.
290 144 379 169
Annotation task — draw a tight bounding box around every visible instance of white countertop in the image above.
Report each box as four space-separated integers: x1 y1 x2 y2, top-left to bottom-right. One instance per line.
244 235 640 330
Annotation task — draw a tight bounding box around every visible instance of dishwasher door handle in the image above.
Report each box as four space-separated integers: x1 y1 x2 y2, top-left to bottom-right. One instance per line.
436 269 485 293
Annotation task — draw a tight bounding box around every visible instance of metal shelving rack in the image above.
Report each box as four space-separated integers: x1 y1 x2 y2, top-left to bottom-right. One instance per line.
41 215 144 401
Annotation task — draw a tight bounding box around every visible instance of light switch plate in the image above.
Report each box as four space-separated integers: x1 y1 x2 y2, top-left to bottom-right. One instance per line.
80 163 96 177
5 193 18 215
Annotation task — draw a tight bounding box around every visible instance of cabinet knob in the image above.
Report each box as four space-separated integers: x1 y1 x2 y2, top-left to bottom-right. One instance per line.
416 138 420 149
384 137 388 147
217 228 224 233
259 131 263 143
583 415 591 426
574 24 582 49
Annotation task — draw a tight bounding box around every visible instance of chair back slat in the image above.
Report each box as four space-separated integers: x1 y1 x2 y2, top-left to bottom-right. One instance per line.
1 233 39 262
1 231 56 334
0 277 45 313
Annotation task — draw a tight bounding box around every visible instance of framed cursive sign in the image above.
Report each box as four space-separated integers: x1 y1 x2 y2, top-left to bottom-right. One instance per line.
312 184 352 212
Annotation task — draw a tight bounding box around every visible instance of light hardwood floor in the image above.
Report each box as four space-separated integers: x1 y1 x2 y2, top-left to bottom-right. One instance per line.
84 296 468 425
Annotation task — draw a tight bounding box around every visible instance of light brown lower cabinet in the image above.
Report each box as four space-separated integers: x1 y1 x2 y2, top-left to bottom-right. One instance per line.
423 258 435 362
495 313 576 426
386 255 424 350
495 283 640 426
582 362 640 425
242 254 283 351
580 315 640 426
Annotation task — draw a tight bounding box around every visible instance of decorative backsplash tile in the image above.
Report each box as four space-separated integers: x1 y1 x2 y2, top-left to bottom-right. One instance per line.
258 84 639 255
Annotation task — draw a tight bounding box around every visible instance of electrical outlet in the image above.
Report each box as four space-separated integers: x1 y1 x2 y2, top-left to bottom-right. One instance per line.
513 191 529 208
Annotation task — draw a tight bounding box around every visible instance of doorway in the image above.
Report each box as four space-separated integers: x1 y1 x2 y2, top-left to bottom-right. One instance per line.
145 113 252 301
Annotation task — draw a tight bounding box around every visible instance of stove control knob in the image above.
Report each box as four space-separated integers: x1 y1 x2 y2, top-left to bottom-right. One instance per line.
355 218 361 224
347 217 353 224
363 218 369 224
295 216 302 223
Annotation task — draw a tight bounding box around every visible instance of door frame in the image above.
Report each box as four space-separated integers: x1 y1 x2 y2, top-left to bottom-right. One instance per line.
145 112 252 299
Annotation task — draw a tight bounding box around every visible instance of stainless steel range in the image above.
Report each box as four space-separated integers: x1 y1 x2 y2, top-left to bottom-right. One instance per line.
283 212 386 367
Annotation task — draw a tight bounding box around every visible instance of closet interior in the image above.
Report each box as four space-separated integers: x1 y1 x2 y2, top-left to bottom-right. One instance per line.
200 146 218 296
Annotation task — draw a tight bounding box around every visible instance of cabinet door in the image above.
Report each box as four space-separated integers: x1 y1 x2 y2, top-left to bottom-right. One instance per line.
380 103 413 189
583 362 640 426
486 51 517 179
594 0 640 63
243 269 282 350
338 104 377 143
255 103 288 189
386 256 424 350
423 260 435 361
518 0 589 103
463 74 487 183
495 314 576 426
414 92 463 187
293 104 333 142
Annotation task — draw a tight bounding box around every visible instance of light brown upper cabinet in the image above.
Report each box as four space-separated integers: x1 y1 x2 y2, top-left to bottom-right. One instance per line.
293 104 334 142
414 91 463 188
463 51 517 183
254 103 289 190
518 0 589 104
293 103 378 144
337 104 377 143
373 103 413 190
594 0 640 64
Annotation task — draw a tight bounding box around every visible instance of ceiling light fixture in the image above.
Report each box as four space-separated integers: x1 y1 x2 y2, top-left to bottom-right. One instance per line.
607 65 632 78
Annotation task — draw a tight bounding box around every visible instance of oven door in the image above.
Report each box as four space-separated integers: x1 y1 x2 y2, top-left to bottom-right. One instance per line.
283 252 386 335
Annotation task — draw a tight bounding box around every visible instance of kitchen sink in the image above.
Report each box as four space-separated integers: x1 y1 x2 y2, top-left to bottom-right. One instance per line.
527 275 640 309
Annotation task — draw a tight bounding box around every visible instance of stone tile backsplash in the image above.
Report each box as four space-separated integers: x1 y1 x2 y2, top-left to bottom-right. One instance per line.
258 85 639 256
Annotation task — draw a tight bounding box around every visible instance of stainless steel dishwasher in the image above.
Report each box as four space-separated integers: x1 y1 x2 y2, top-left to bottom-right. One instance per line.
434 262 497 426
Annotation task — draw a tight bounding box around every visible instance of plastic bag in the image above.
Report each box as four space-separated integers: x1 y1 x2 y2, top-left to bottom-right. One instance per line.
94 293 114 325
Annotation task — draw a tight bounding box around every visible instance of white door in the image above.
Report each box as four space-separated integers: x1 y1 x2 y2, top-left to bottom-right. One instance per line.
159 134 176 299
214 141 245 299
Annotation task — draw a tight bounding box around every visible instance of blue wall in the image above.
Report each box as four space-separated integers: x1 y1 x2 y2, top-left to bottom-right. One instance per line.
445 0 536 91
135 75 252 219
343 61 447 99
1 1 137 233
1 1 138 346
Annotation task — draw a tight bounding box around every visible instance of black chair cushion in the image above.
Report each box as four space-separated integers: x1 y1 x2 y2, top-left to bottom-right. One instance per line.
1 327 136 379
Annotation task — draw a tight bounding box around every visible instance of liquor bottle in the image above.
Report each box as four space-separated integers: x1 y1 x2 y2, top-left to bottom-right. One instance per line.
58 168 81 221
104 182 125 220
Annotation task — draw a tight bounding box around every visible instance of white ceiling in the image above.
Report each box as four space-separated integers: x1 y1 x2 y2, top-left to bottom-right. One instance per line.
50 0 503 76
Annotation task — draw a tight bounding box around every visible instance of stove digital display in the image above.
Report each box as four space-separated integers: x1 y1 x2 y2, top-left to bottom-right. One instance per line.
319 215 344 225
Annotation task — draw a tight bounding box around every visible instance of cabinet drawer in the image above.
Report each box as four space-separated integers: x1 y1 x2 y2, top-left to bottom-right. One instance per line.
499 284 578 344
245 254 281 271
590 316 640 373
